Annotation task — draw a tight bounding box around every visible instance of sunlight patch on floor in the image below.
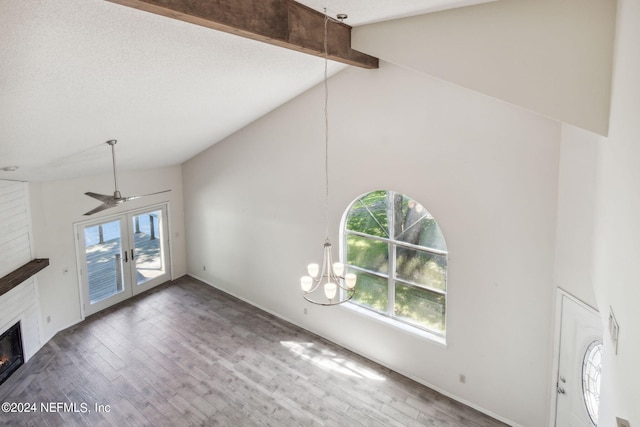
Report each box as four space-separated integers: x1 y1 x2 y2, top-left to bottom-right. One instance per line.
280 341 386 381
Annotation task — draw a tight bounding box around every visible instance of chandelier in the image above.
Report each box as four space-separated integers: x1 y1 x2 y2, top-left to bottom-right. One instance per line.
300 10 357 305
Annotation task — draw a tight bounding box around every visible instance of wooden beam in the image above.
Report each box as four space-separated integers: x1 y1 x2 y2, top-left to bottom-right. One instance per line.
0 259 49 298
105 0 379 69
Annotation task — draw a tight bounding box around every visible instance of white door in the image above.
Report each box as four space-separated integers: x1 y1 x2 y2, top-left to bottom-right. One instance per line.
554 293 603 426
77 205 171 317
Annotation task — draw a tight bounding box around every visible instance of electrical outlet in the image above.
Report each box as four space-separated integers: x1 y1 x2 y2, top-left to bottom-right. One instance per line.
47 316 51 323
459 374 466 384
203 265 206 271
616 417 630 427
304 308 308 315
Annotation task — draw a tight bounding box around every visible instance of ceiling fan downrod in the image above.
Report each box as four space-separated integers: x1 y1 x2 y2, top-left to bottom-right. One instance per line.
106 139 122 200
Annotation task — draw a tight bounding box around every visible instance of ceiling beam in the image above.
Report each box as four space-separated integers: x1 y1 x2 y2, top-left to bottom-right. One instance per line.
105 0 379 69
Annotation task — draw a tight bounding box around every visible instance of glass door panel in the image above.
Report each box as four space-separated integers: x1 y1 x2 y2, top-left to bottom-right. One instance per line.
84 219 125 303
130 207 170 294
80 218 132 316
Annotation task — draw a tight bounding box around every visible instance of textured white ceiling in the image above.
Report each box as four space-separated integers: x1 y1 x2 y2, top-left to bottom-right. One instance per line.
0 0 493 182
298 0 494 25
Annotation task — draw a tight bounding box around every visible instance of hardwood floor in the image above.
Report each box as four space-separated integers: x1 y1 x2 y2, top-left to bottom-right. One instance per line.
0 276 507 426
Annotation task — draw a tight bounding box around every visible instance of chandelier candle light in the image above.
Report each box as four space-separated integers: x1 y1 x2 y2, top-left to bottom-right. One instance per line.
300 10 357 305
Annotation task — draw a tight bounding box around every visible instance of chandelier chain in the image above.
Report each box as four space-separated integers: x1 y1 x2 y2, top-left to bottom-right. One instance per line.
299 9 356 306
323 9 330 241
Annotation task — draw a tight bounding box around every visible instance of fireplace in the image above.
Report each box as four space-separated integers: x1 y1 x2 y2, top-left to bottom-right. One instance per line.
0 322 24 386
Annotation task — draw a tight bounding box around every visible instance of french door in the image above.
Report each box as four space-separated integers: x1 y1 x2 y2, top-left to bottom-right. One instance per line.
76 205 171 317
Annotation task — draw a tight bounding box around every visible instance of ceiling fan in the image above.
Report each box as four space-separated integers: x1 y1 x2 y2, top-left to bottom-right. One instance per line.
83 139 170 216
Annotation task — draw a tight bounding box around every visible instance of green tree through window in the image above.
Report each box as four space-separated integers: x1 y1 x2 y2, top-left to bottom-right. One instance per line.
343 190 447 335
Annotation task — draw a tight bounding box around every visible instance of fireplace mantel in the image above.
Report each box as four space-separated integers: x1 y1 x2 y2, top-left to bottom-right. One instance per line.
0 259 49 298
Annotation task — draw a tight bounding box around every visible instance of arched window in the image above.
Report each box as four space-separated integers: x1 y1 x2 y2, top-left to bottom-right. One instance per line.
582 340 602 425
342 190 447 336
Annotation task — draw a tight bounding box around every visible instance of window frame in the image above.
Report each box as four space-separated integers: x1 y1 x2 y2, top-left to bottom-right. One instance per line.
340 190 447 339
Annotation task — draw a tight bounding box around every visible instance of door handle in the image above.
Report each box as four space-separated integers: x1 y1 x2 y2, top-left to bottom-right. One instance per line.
123 250 128 262
131 249 135 260
556 385 565 394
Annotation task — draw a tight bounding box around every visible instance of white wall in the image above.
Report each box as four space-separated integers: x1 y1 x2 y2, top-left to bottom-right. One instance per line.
553 124 599 309
0 181 32 277
183 61 560 426
353 0 616 136
29 165 187 341
592 0 640 424
0 180 43 361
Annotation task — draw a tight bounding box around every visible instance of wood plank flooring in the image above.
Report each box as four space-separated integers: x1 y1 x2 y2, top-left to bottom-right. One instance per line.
0 276 508 426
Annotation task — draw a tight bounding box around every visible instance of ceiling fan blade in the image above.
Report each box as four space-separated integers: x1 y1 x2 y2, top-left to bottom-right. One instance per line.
83 203 116 216
125 189 171 201
84 192 115 203
83 141 170 215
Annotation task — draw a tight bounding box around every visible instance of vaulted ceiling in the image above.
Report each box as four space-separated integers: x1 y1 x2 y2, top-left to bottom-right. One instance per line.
0 0 493 182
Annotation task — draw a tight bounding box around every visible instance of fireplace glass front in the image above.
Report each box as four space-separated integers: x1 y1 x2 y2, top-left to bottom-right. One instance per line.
0 322 24 386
